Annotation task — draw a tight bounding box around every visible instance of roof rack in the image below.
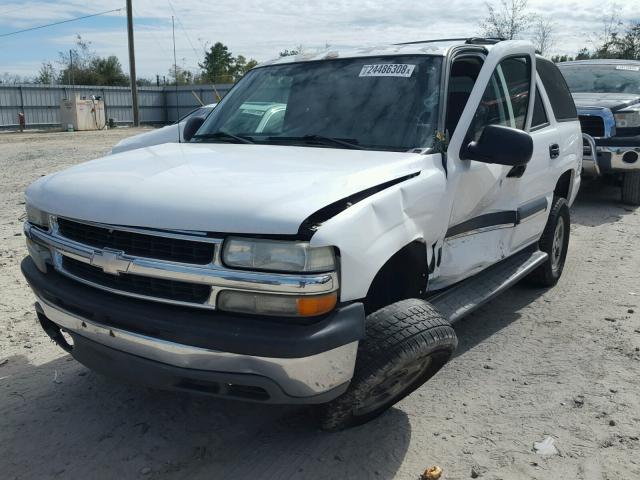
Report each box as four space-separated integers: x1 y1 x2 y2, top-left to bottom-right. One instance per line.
466 37 505 45
395 37 505 46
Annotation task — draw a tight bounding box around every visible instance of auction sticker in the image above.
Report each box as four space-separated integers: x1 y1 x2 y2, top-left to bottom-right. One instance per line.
616 65 640 71
359 64 416 77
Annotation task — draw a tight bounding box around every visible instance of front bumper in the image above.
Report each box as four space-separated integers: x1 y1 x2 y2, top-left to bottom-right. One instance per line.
596 145 640 172
584 134 640 175
22 257 365 403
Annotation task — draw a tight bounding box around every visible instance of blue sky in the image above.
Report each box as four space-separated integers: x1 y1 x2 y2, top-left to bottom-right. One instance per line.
0 0 638 80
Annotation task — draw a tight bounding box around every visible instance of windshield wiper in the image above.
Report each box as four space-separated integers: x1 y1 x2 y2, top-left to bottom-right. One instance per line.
267 135 366 150
193 131 255 144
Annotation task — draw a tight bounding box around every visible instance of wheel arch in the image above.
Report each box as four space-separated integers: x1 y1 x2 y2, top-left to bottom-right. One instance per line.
363 240 429 314
554 169 575 200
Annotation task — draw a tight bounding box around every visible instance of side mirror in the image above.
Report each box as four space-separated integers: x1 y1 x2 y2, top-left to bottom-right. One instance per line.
183 116 205 142
463 124 533 166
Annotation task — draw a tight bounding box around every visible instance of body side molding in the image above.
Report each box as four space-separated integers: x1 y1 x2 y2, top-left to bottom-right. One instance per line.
445 196 548 239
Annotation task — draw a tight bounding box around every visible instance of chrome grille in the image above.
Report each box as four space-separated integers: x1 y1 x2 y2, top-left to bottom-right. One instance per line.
62 256 211 304
57 218 215 264
579 115 605 138
25 219 338 310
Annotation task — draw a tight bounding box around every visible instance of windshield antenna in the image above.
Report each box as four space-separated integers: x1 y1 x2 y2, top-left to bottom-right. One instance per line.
172 15 180 143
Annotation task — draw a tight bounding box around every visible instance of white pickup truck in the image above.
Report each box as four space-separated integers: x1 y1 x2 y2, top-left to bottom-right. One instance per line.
22 38 581 431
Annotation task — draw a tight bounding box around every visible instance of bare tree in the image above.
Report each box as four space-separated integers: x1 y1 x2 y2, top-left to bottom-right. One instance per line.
597 22 640 59
35 62 57 85
0 73 26 84
532 17 555 55
480 0 533 39
598 3 623 46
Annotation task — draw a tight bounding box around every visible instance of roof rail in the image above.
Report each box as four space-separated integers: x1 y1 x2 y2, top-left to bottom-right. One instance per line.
465 37 506 45
395 37 506 46
395 38 469 46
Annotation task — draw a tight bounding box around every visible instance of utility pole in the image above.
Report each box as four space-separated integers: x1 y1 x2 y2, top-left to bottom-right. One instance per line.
172 16 179 122
69 49 73 87
126 0 139 126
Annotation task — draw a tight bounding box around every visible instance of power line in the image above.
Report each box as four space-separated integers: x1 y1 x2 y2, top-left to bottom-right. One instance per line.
131 4 173 63
0 7 125 38
166 0 201 60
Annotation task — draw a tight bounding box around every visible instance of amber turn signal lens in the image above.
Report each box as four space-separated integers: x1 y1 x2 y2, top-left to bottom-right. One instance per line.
296 292 338 317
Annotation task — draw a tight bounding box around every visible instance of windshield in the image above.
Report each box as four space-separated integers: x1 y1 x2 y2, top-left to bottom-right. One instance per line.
195 55 443 151
559 64 640 94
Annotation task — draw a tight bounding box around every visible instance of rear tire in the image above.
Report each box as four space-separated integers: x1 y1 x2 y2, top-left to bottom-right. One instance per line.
622 172 640 206
317 299 457 432
526 197 570 287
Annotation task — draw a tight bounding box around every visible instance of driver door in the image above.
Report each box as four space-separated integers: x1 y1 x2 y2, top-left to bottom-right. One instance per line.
435 42 536 288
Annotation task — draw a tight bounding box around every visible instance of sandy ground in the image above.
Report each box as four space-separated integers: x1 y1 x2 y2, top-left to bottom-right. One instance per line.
1 129 639 480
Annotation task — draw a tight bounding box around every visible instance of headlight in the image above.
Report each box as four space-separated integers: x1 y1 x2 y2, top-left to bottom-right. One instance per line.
217 291 337 317
614 107 640 128
26 205 49 229
222 237 336 272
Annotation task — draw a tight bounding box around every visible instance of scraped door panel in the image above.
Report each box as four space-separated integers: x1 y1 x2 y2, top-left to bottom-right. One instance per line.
434 41 536 289
508 82 556 250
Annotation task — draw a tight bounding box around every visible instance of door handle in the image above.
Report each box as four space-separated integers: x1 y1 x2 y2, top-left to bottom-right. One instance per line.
549 144 560 159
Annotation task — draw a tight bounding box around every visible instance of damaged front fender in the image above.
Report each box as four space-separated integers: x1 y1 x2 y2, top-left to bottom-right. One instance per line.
310 154 449 302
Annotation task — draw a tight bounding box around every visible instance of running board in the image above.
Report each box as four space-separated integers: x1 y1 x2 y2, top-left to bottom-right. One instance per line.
429 248 548 324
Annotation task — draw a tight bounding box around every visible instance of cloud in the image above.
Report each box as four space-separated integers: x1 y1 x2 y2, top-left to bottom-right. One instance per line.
2 60 44 78
1 0 638 78
0 1 124 29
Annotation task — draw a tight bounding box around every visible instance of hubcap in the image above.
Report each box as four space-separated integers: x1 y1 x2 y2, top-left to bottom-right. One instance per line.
551 217 565 274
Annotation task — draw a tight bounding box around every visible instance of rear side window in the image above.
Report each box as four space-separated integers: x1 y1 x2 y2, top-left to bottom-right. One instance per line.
536 58 577 121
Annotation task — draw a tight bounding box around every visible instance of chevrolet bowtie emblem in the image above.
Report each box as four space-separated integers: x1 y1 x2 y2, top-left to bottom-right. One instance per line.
90 249 131 275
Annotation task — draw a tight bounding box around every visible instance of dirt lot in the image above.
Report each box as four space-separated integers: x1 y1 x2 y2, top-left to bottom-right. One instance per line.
1 129 639 480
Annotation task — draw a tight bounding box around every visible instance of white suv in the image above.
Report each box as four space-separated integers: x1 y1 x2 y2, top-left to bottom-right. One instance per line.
22 38 581 431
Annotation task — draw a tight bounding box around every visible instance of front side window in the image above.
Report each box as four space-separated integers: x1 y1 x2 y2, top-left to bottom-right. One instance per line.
195 55 443 151
445 55 484 136
468 56 531 141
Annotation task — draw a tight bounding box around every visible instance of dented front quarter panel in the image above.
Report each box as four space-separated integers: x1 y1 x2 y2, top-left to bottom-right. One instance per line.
310 153 448 302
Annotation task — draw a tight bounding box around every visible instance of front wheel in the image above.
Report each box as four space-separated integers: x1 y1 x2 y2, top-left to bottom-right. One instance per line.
622 172 640 206
526 197 570 287
317 299 457 431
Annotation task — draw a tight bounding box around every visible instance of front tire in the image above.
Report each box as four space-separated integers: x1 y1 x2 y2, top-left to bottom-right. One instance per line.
317 299 457 431
622 172 640 206
527 197 570 287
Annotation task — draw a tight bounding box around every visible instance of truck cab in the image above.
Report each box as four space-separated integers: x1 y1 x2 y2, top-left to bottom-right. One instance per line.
22 38 581 431
558 59 640 205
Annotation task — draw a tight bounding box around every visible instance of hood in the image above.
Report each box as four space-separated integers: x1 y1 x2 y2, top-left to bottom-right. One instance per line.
26 143 425 235
111 124 183 154
572 92 640 111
